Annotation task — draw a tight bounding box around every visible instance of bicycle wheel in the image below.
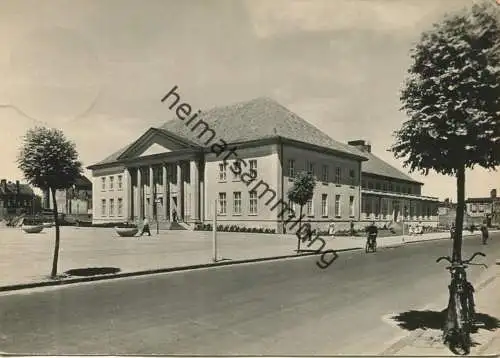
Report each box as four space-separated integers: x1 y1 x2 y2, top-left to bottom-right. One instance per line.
453 291 471 355
365 241 370 253
373 241 377 252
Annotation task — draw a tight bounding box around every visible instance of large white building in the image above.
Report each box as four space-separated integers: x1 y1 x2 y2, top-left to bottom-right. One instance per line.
88 95 439 232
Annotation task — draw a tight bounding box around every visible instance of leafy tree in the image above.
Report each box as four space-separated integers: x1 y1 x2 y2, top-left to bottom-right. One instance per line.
391 1 500 263
287 171 316 252
17 127 82 278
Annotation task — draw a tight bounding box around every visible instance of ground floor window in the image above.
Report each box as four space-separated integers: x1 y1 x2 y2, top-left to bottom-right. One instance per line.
218 192 227 215
249 191 258 214
233 192 242 215
335 195 341 217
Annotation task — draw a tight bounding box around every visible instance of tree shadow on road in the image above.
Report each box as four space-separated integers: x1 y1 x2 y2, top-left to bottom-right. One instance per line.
391 308 500 333
64 267 121 277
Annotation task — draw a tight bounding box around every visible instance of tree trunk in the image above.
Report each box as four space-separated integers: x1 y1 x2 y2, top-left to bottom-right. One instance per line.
50 188 61 278
297 205 303 252
452 166 466 263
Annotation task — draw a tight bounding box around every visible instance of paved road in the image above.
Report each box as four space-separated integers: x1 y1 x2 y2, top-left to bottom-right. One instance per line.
0 233 498 355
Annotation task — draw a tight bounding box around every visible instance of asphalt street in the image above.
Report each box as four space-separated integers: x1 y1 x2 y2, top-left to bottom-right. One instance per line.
0 233 499 355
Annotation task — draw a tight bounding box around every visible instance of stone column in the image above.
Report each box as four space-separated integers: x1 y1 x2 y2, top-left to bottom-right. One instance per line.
125 168 133 220
177 161 183 221
149 166 155 220
163 163 169 221
136 167 142 219
190 159 200 222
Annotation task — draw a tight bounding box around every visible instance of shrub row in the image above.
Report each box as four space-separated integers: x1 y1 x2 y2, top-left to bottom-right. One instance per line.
194 223 276 234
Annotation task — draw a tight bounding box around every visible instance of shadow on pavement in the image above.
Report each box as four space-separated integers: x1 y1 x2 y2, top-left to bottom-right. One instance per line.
391 309 500 333
65 267 121 277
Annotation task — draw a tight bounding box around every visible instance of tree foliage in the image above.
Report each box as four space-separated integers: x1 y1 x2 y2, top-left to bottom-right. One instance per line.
391 1 500 176
17 127 82 190
17 126 82 278
287 171 316 207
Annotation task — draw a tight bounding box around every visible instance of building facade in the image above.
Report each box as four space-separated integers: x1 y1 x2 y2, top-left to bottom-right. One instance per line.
347 140 440 227
88 96 438 232
0 179 37 218
42 175 93 216
466 189 500 227
88 97 368 232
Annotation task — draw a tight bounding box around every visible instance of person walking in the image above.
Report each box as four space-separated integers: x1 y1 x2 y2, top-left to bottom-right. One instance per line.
139 216 151 237
480 222 489 245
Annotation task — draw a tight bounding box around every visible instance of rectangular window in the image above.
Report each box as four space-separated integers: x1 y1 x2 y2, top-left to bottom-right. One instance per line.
306 198 313 216
249 191 258 214
117 198 123 216
479 204 484 213
232 161 241 180
308 161 315 176
322 165 328 182
288 159 295 178
109 199 114 216
233 192 242 215
382 183 387 192
375 183 381 190
396 185 400 193
101 177 106 191
362 180 366 188
349 169 355 185
249 160 257 178
218 163 227 181
368 182 373 189
321 194 328 217
388 183 393 191
218 192 227 215
109 176 114 190
101 199 106 216
117 175 123 190
335 195 341 217
335 167 341 184
349 196 355 217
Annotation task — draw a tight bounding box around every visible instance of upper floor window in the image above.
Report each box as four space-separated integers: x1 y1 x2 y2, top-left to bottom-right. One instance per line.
335 167 341 184
375 182 381 190
322 165 328 182
117 175 123 190
101 177 106 191
232 161 241 180
109 176 114 190
288 159 295 178
218 162 227 181
349 169 355 185
249 160 257 178
368 182 373 190
307 161 315 176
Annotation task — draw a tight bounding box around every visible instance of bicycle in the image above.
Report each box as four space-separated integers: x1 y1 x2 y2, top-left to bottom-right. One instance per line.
365 234 377 253
436 252 487 355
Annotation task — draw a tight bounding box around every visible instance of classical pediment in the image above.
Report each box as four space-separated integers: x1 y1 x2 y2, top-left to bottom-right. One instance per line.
117 128 201 160
139 142 172 157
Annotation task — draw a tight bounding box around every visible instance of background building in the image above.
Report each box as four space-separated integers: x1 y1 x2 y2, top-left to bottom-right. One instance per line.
43 175 93 217
466 189 499 227
347 140 440 227
0 179 38 219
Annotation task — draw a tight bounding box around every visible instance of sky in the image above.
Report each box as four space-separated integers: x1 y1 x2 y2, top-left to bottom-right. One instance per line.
0 0 498 201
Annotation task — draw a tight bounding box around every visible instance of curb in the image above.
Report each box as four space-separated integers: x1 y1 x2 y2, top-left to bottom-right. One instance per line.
0 247 361 293
380 267 499 356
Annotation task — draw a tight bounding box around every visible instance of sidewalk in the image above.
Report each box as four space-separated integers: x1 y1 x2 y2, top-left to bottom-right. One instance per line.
381 263 500 356
0 226 495 291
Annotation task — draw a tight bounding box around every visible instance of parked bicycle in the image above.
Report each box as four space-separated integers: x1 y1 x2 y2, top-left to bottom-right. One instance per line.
436 252 487 355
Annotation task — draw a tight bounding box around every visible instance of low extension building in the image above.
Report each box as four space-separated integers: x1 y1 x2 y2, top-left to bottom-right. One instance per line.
88 95 439 232
347 140 440 227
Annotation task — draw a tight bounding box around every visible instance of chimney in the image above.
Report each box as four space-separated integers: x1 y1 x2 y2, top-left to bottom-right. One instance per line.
491 189 497 198
348 140 371 153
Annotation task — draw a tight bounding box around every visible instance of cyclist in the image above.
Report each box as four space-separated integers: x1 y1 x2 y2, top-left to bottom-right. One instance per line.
480 222 489 245
365 221 378 250
450 224 456 240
